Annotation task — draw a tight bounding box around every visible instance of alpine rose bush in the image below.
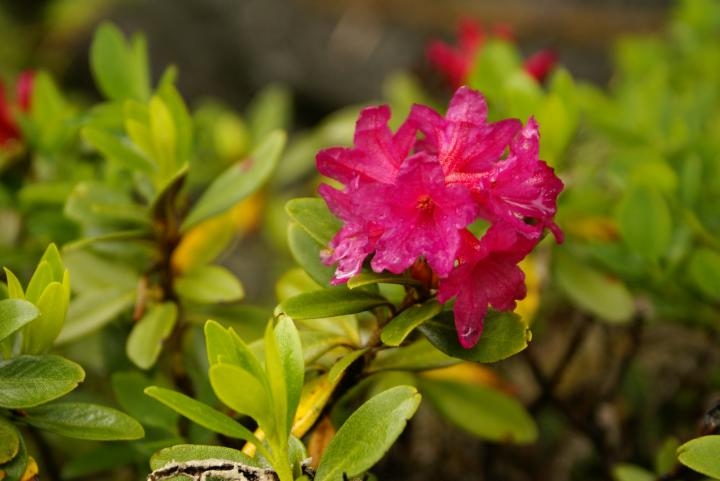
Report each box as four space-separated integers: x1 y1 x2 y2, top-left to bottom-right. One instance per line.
318 86 564 348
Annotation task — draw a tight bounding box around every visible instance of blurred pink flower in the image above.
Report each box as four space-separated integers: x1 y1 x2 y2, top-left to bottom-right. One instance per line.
427 19 557 87
0 71 34 148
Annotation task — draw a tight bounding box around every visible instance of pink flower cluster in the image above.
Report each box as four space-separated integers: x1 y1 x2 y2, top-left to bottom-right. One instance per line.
427 19 557 89
0 71 34 148
317 87 563 348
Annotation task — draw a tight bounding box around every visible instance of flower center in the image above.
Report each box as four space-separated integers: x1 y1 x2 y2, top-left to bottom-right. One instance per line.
416 194 434 212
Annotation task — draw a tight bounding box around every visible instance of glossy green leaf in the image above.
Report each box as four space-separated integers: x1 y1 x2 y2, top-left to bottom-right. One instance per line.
381 300 442 347
677 435 720 479
111 371 178 432
149 444 263 470
347 272 421 290
144 386 267 457
368 338 457 373
0 355 85 409
616 186 672 260
24 402 144 440
0 425 27 481
554 252 635 324
285 197 341 246
281 286 389 320
90 22 150 101
314 386 421 481
688 248 720 301
274 315 304 433
0 417 19 464
287 222 334 286
23 281 70 354
419 310 530 363
174 265 244 304
209 363 273 431
182 130 286 231
419 378 537 444
204 320 266 381
126 302 178 370
82 127 155 173
0 299 39 342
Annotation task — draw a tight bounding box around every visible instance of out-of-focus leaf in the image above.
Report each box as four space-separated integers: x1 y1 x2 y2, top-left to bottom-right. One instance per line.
688 248 720 301
0 355 85 409
281 286 389 320
82 127 155 173
126 302 178 370
616 186 672 260
554 252 635 323
56 287 135 345
246 84 292 143
612 464 656 481
182 131 286 231
419 310 530 363
419 378 537 444
24 402 144 440
174 265 244 304
111 371 177 433
314 386 421 481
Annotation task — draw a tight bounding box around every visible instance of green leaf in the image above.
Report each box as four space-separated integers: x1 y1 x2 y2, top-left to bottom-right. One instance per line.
418 378 537 444
285 198 341 246
688 248 720 301
655 437 680 475
126 302 178 370
247 84 292 143
82 127 155 173
274 315 304 434
612 464 655 481
314 386 421 481
287 223 334 286
677 435 720 479
22 281 70 354
25 260 53 303
0 417 19 464
150 95 178 179
111 371 178 432
554 252 635 324
209 363 273 432
150 444 263 470
144 386 267 456
0 424 27 481
381 300 442 347
204 320 266 381
23 402 144 440
56 287 135 345
368 339 457 373
419 310 530 363
90 22 150 101
264 320 289 442
281 286 389 320
616 186 672 260
4 268 24 298
0 355 85 409
182 130 286 231
347 272 421 290
0 299 39 342
174 265 244 304
328 348 369 384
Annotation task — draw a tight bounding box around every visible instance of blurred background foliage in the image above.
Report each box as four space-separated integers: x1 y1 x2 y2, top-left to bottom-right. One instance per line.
2 0 720 480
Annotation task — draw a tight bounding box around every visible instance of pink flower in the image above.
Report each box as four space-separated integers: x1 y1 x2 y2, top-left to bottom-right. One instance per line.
427 19 557 88
316 86 564 348
370 153 477 277
316 105 415 186
438 225 532 348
